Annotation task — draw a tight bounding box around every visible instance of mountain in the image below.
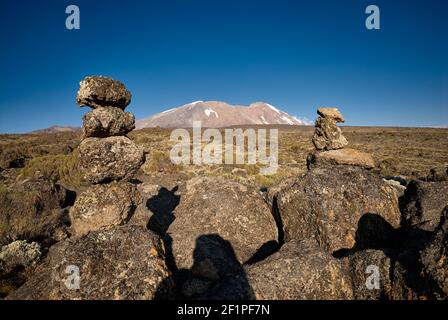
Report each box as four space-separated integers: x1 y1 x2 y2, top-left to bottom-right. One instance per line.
30 125 79 134
135 101 311 129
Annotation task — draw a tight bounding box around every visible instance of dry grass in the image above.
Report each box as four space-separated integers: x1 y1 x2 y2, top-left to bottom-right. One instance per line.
0 126 447 189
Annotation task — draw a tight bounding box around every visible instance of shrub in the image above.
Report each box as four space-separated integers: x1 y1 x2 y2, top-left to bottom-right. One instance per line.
18 151 84 189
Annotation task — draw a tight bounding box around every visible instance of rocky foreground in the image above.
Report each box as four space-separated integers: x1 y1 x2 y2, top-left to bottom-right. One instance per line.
0 77 447 300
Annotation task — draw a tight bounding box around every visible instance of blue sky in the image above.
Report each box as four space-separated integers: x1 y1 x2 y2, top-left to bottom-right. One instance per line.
0 0 447 133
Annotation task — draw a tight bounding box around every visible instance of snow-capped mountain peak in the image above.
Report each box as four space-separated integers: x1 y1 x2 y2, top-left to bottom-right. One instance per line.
135 101 310 129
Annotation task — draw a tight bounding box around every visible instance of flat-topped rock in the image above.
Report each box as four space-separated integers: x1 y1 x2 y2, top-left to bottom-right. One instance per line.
82 107 135 138
276 166 401 253
77 76 132 110
307 148 375 169
317 108 345 122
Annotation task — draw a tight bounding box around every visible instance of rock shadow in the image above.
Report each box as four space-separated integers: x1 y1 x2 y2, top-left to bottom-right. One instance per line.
146 186 180 283
156 234 255 300
147 186 180 235
332 212 434 297
244 196 284 265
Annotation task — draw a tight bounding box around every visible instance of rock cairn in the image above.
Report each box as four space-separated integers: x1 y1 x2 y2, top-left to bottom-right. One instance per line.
308 108 375 169
312 107 348 150
70 76 145 236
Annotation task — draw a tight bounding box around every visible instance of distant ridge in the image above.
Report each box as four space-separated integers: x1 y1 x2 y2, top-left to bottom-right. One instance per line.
30 125 80 134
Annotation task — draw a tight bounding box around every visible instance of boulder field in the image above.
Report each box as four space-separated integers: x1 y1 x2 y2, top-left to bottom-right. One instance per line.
1 78 447 300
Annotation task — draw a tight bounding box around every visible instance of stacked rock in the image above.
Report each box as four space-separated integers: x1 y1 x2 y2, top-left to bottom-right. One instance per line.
312 108 348 150
70 76 145 237
308 108 375 169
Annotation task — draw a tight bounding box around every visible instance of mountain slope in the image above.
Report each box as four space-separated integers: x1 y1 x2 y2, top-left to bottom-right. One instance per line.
135 101 310 129
30 125 80 134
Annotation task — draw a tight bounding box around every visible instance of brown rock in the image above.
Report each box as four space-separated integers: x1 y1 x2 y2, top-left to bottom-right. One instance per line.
317 107 345 122
7 225 174 300
345 249 393 300
76 76 131 110
0 240 42 298
168 177 278 273
0 241 41 274
276 166 401 253
400 180 448 232
82 107 135 138
245 239 353 299
419 207 448 299
69 182 142 237
307 148 375 169
78 136 145 184
312 117 348 150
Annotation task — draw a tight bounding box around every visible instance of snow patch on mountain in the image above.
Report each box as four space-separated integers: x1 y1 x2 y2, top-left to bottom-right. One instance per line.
266 103 281 114
205 108 219 118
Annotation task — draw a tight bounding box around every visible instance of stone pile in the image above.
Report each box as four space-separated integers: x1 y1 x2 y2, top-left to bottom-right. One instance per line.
312 107 348 150
308 108 375 169
70 76 145 236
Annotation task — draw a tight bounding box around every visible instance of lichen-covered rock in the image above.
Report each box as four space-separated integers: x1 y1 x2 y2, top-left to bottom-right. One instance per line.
76 76 131 110
0 241 42 298
78 136 144 184
0 177 71 247
168 177 278 274
312 117 348 150
264 176 297 206
307 148 375 170
245 239 353 300
0 240 41 274
345 249 392 300
69 182 142 237
82 107 135 138
419 207 448 299
400 180 448 232
276 166 401 253
7 225 174 300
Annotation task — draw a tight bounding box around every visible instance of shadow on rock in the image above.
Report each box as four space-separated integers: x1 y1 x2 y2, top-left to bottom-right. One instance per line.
332 212 434 298
245 196 284 265
146 186 180 283
156 234 255 300
147 186 180 234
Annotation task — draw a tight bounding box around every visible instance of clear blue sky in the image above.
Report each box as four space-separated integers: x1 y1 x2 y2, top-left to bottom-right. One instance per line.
0 0 447 133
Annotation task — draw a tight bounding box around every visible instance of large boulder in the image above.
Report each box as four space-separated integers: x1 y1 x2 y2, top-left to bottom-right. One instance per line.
78 136 145 184
76 76 131 110
82 107 135 138
312 117 348 150
69 182 142 237
168 177 278 274
7 225 174 300
307 148 375 170
276 166 401 253
245 239 353 300
0 177 71 247
400 180 448 232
